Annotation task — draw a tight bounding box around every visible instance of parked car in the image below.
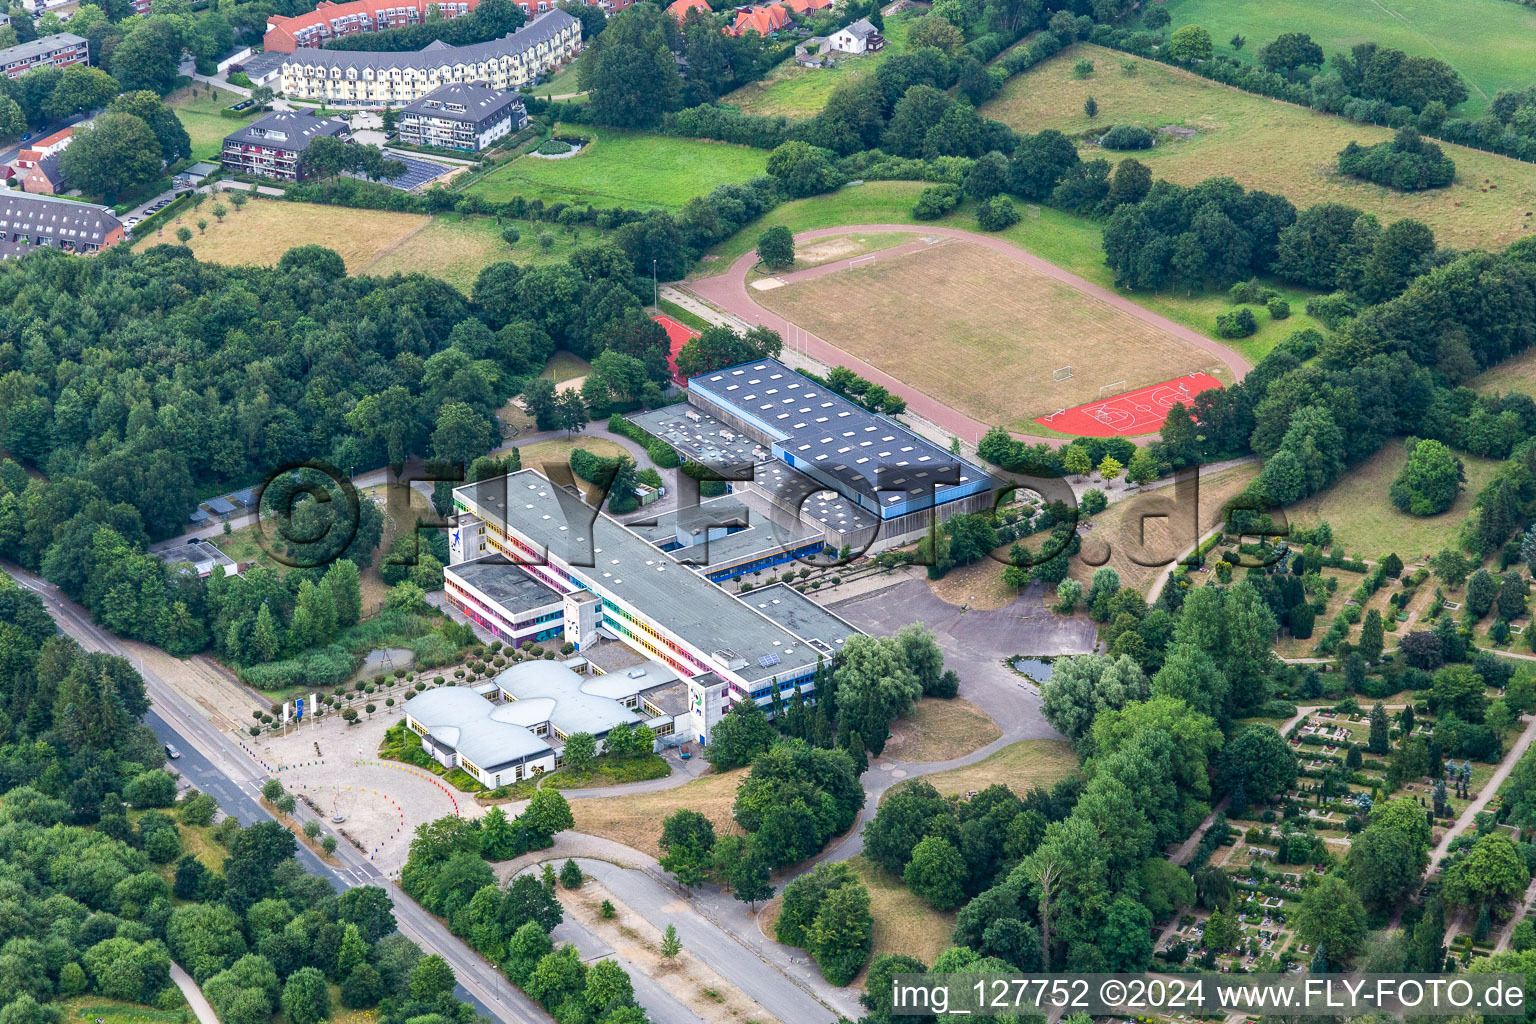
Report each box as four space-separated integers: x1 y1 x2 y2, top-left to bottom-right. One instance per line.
165 744 181 759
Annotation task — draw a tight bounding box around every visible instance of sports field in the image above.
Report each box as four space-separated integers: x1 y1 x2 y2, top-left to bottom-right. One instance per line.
982 44 1536 252
723 12 913 118
1039 371 1224 436
753 238 1225 430
1162 0 1536 118
464 126 769 210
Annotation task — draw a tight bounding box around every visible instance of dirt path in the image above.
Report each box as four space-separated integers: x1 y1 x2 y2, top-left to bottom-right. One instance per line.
1429 711 1536 868
686 225 1253 445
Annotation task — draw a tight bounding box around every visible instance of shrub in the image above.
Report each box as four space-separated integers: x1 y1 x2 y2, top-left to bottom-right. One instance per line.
1215 308 1258 338
912 184 961 220
976 195 1020 231
1099 124 1155 150
1267 297 1291 320
1337 128 1455 191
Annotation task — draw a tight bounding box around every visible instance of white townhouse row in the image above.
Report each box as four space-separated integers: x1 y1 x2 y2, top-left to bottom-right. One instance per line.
278 8 580 105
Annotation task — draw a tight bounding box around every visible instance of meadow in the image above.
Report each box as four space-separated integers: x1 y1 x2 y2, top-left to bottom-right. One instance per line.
464 126 770 209
695 180 1324 365
1161 0 1536 118
755 237 1226 430
722 11 914 118
982 44 1536 253
1284 444 1503 562
168 82 258 162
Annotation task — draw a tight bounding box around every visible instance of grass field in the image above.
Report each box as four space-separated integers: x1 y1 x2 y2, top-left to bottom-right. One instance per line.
541 350 593 383
694 181 1324 365
747 230 917 281
982 44 1536 253
1285 444 1503 562
529 60 585 100
849 854 957 969
881 697 1002 763
60 998 187 1024
1161 0 1536 119
1471 345 1536 397
755 238 1226 429
569 767 745 859
169 83 258 161
464 126 770 210
723 12 914 117
908 738 1077 799
357 212 597 291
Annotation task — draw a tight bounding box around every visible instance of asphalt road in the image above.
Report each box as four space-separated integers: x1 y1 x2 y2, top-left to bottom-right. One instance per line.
2 562 558 1024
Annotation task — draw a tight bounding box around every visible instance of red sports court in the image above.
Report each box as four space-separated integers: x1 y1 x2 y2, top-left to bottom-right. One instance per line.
653 314 700 386
1035 372 1223 437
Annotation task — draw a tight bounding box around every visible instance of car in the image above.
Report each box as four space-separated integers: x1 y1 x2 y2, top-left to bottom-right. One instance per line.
165 744 181 759
126 216 140 226
20 133 30 142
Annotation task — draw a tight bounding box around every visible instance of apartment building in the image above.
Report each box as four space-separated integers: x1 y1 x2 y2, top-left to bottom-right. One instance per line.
397 81 526 151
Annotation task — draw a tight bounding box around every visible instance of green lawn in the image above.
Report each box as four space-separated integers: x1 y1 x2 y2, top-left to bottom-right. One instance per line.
1161 0 1536 118
464 126 770 210
697 180 1325 363
722 11 914 117
530 60 586 100
168 82 257 162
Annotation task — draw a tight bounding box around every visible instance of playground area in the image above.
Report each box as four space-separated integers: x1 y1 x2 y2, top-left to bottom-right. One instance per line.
1035 371 1224 437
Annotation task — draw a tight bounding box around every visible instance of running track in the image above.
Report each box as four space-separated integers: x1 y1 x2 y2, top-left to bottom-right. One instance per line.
686 225 1254 443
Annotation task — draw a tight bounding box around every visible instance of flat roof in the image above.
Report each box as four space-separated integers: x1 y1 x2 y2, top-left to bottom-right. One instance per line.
752 460 879 533
459 471 848 685
742 583 862 655
629 403 764 469
689 358 989 507
450 555 565 615
0 32 84 64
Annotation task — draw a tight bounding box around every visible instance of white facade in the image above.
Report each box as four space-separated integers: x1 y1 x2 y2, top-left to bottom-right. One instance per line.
279 11 580 104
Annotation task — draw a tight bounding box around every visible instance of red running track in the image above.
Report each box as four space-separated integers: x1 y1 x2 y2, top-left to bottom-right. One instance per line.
686 225 1252 445
1035 371 1224 437
653 313 699 386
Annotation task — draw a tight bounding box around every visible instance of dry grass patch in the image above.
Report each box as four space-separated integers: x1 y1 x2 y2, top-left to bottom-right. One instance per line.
1285 444 1503 563
1472 346 1536 399
849 854 957 970
1068 461 1262 595
882 697 1001 764
747 231 919 281
927 553 1018 610
570 768 745 859
151 198 428 270
755 239 1222 430
913 738 1078 800
983 44 1536 252
517 436 632 502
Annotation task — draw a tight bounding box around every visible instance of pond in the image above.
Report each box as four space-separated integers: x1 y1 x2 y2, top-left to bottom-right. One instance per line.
1010 657 1053 682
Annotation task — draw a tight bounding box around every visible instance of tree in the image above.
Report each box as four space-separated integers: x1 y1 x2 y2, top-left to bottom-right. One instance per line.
1257 32 1324 74
1359 608 1385 663
58 112 163 202
732 853 775 909
1203 905 1239 950
766 140 843 197
1221 726 1297 802
904 836 967 909
1296 875 1367 965
560 859 583 889
337 886 396 943
1444 833 1530 912
1167 24 1213 62
522 790 575 837
661 924 681 958
707 699 776 769
659 808 716 889
281 967 331 1024
1431 548 1473 589
1084 96 1098 118
580 4 683 128
1391 439 1462 515
431 401 496 467
584 959 634 1016
562 731 597 774
757 225 795 270
807 882 873 985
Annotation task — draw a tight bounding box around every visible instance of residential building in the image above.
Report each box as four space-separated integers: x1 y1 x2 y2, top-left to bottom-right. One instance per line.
780 0 831 13
403 658 689 786
725 4 789 36
0 190 125 258
15 125 72 171
22 155 65 195
265 0 481 53
0 33 87 79
278 9 580 104
666 0 712 22
826 16 883 52
220 109 349 181
681 358 994 548
448 469 864 744
397 81 525 151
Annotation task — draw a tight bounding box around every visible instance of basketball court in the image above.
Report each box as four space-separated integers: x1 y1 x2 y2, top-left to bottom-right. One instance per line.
1035 372 1224 437
654 314 700 386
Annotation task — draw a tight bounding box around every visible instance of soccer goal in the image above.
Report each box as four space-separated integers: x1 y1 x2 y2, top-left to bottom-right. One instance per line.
849 254 878 268
1052 365 1074 382
1098 380 1128 398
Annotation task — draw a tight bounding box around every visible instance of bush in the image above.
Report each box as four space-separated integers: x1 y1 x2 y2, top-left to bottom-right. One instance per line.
1099 124 1155 150
1215 308 1258 338
1267 296 1291 320
976 195 1021 231
912 183 960 220
1305 292 1358 329
1337 128 1455 191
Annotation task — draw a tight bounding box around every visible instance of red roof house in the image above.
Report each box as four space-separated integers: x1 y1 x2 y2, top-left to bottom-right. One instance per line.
667 0 713 22
725 4 790 36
